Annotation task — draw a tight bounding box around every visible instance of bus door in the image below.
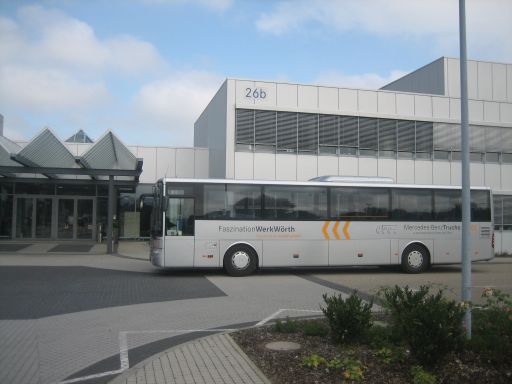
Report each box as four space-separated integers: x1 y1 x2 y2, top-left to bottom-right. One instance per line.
165 197 195 267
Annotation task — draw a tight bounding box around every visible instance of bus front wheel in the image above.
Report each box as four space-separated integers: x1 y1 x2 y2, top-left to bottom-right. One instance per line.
223 245 258 277
401 244 430 273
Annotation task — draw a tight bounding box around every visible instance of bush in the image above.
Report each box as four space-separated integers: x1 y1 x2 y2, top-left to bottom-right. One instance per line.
471 288 512 363
274 317 299 333
410 365 437 384
379 285 465 366
302 319 330 337
322 291 373 344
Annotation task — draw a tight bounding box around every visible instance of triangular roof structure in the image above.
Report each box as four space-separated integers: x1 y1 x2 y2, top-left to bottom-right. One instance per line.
14 128 78 169
0 135 22 177
65 129 94 143
80 131 137 170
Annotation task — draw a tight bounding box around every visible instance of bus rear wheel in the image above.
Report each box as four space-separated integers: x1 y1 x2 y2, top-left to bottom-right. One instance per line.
401 244 430 273
223 245 258 277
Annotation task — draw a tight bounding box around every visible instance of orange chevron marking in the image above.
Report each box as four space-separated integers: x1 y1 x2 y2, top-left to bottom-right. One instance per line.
342 221 351 240
322 221 331 240
332 221 341 240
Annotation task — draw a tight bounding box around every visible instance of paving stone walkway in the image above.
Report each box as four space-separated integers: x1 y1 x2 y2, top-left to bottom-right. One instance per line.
109 333 270 384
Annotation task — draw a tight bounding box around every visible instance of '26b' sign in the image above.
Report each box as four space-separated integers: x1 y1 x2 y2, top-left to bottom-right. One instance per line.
245 87 267 100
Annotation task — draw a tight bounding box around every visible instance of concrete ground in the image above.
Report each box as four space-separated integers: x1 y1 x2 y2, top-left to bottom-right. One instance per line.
0 242 510 384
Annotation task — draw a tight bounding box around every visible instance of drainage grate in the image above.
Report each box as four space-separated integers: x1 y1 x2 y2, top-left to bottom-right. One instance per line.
49 244 94 252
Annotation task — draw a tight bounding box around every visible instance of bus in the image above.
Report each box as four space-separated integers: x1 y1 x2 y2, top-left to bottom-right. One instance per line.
149 177 493 276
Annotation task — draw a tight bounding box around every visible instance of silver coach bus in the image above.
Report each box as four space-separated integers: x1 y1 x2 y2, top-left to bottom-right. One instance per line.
149 178 493 276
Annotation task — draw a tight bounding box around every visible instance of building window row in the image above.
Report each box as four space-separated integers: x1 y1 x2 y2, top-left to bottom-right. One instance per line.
235 109 512 164
493 194 512 231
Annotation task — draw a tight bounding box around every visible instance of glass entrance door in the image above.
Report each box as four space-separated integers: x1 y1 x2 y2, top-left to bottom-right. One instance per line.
15 198 33 238
15 197 53 239
58 199 75 239
57 198 95 240
35 198 53 238
77 199 93 239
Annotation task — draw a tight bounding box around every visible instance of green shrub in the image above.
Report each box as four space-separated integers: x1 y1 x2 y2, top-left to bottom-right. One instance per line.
322 291 373 344
471 288 512 363
302 354 326 369
379 285 464 365
302 319 329 337
410 365 437 384
341 357 365 382
374 346 408 365
274 317 299 333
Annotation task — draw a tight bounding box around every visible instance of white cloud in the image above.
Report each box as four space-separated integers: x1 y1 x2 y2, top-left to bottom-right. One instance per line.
134 71 224 145
256 0 512 61
0 66 109 111
314 69 408 90
1 5 164 74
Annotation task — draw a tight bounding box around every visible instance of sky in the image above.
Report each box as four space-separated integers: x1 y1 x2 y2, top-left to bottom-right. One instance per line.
1 0 511 146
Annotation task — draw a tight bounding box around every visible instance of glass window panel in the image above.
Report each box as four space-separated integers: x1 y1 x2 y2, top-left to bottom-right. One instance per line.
501 128 512 151
471 190 491 221
493 195 503 226
415 152 432 160
319 114 337 146
434 190 461 221
378 119 396 151
263 186 327 219
0 183 13 194
415 121 433 153
397 120 415 152
469 125 485 151
452 151 462 161
203 184 226 219
16 183 55 195
434 151 450 160
57 199 74 239
319 146 337 155
255 110 276 145
485 126 502 152
35 198 52 238
254 145 275 153
434 122 458 150
236 144 253 152
392 189 432 221
277 111 297 152
235 109 254 144
226 184 261 219
340 116 358 147
0 195 13 238
16 198 33 238
358 117 377 149
56 184 95 196
503 195 512 225
165 198 194 236
359 149 377 157
502 153 512 163
298 113 318 153
470 152 483 162
77 199 93 239
331 187 389 220
485 152 500 163
340 147 357 156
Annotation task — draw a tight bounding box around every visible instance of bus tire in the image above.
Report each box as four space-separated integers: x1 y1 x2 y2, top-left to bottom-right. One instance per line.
223 245 258 277
401 244 430 273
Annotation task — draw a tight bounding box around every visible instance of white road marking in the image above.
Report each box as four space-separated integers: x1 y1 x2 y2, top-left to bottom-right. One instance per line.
256 308 323 327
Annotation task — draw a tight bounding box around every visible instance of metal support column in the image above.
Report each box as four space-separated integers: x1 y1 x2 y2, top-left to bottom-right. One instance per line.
107 175 114 254
459 0 472 339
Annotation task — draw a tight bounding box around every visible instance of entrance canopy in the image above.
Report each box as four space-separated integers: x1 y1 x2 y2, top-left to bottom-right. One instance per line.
0 129 143 254
0 128 142 182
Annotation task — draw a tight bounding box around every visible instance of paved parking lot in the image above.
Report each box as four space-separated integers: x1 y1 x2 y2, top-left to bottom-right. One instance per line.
0 252 510 384
309 259 512 304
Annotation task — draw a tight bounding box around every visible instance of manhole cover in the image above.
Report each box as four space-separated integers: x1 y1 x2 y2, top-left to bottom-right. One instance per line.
265 341 301 351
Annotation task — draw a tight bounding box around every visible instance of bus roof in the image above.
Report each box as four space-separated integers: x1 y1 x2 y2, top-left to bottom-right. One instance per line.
158 177 491 191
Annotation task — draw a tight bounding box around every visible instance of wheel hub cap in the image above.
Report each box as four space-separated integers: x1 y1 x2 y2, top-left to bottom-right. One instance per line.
232 251 250 270
408 251 423 268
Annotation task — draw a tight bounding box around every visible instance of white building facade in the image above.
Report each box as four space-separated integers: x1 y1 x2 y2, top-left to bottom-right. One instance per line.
194 57 512 253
